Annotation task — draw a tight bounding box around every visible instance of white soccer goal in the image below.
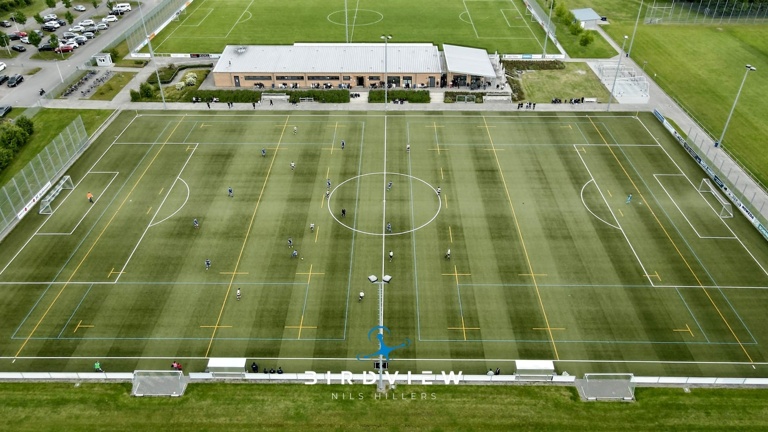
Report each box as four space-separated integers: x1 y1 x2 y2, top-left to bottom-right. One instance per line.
38 175 75 215
578 373 635 401
132 370 187 397
698 178 733 218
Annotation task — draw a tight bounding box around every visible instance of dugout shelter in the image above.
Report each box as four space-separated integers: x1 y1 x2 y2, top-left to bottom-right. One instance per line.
514 360 555 381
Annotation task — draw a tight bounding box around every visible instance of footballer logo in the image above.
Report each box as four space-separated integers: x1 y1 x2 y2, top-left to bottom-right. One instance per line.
356 325 411 361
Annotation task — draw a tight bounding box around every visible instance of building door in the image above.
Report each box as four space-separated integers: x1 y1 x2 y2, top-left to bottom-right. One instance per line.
357 76 365 87
234 76 241 87
428 76 435 87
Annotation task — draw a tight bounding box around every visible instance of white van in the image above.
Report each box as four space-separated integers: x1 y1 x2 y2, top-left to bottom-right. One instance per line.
113 3 132 12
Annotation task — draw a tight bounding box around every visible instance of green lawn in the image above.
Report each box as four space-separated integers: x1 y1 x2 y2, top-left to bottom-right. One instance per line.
2 383 768 431
1 110 767 378
520 62 611 102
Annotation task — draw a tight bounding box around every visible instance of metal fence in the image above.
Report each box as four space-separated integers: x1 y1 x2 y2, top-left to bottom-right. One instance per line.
645 0 768 24
0 116 89 239
125 0 191 54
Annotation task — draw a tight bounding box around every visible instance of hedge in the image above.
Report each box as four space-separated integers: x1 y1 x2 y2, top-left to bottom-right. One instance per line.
368 89 430 103
502 60 565 71
146 63 214 85
444 92 484 103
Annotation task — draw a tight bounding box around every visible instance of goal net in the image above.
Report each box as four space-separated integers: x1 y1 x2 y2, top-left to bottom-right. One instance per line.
38 175 75 215
577 373 635 401
131 370 187 397
698 178 733 218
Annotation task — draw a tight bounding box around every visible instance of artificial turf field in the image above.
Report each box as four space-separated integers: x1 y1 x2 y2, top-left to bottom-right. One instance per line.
1 110 768 378
148 0 555 54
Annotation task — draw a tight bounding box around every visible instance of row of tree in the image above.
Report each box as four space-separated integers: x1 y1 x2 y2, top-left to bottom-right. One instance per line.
0 116 34 172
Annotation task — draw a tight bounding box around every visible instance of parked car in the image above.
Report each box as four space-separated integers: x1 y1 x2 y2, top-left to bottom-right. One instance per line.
82 32 95 39
73 35 87 44
96 22 108 30
0 62 5 71
11 45 26 52
56 19 67 26
54 45 73 53
69 25 85 33
32 29 43 37
108 10 124 16
44 20 60 28
73 5 86 12
20 36 29 43
64 40 79 48
102 15 118 22
0 75 8 85
42 23 58 32
84 25 97 32
0 105 11 117
78 19 95 26
38 43 54 51
43 14 57 21
0 20 11 28
7 74 23 87
8 33 20 40
62 31 77 39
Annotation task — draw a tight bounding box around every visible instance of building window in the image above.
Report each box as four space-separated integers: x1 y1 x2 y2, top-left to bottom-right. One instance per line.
275 76 303 81
244 76 272 81
308 76 340 81
368 76 380 81
342 76 350 80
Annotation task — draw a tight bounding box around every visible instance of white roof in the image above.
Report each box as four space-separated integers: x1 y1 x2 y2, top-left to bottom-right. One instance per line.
215 43 441 74
572 8 602 22
442 44 495 78
515 360 555 371
206 358 247 367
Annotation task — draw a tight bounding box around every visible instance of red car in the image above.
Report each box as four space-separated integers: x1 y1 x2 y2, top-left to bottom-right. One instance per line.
13 30 27 37
54 45 73 53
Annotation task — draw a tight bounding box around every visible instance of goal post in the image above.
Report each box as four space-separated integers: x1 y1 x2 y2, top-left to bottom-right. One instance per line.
132 370 187 397
38 175 75 215
698 178 734 218
578 373 635 401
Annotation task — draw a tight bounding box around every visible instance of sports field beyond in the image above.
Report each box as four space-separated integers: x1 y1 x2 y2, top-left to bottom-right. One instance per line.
148 0 555 54
1 110 767 377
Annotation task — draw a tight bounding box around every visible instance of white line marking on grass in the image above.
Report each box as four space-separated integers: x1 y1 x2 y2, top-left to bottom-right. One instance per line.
349 0 362 41
674 287 710 342
505 0 544 51
117 145 198 282
462 0 480 38
57 284 94 339
148 178 190 227
579 179 620 230
225 0 254 38
653 174 736 240
36 173 120 237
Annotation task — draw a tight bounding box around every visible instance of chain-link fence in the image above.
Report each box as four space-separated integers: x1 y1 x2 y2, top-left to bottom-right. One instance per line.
645 0 768 24
0 116 88 239
125 0 191 54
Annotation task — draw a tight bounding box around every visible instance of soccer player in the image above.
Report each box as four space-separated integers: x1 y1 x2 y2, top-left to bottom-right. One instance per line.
205 258 211 270
310 223 315 232
406 144 410 153
359 291 365 302
228 187 233 198
341 208 346 218
193 218 199 229
87 192 94 203
445 249 451 260
386 222 392 233
341 139 345 150
292 250 298 258
325 190 330 200
293 126 298 135
327 179 331 189
389 250 394 262
236 288 241 301
626 194 632 204
291 161 295 171
288 237 293 248
94 361 103 372
437 187 441 196
387 181 393 191
262 148 266 157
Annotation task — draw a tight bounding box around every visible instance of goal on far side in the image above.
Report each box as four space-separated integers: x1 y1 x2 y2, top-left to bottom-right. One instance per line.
38 175 74 215
698 178 733 219
131 370 187 397
576 373 635 401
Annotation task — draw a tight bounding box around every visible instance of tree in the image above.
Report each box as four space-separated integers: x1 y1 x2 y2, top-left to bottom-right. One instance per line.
14 116 34 136
0 122 30 153
106 1 113 10
579 31 594 47
0 148 13 171
65 11 74 24
92 0 99 8
28 30 42 47
63 0 71 7
12 11 27 25
0 33 10 54
33 13 44 24
46 0 56 8
139 82 156 99
49 33 59 48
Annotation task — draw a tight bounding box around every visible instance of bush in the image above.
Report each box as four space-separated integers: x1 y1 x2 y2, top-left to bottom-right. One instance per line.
444 92 484 103
507 77 525 102
368 89 430 103
146 63 214 85
579 31 594 47
502 60 565 71
139 82 156 99
14 116 33 135
129 89 141 102
285 90 350 104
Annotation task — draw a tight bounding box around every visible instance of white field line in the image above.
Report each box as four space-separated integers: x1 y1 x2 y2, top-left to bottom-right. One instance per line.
225 0 254 38
35 173 120 236
579 179 620 230
506 0 544 50
462 0 480 38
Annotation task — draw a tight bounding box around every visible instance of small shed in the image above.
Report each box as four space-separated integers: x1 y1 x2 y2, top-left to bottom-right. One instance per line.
514 360 555 381
93 53 114 67
206 358 247 373
572 8 602 29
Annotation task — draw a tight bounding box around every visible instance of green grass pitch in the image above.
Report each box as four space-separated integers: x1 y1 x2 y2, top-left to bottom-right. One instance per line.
149 0 555 54
1 110 768 377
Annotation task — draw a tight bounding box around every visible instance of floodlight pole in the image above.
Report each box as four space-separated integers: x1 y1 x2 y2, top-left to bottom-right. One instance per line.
140 2 167 109
606 35 628 112
542 0 554 58
628 0 644 57
381 35 391 109
345 0 348 43
716 64 756 148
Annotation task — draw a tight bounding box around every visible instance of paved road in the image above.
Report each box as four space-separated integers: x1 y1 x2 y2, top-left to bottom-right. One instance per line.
4 2 768 226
